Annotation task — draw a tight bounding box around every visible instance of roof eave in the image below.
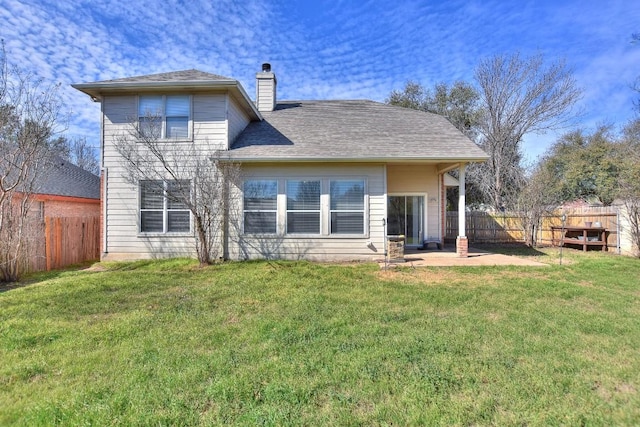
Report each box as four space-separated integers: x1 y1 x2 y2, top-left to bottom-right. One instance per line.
222 156 489 163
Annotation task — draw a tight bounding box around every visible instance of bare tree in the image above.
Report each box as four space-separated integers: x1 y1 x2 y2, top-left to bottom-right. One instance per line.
55 136 100 175
114 113 240 266
0 42 65 282
473 53 582 210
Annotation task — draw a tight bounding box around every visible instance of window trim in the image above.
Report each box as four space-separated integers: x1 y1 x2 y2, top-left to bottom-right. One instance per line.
139 180 192 235
137 95 192 141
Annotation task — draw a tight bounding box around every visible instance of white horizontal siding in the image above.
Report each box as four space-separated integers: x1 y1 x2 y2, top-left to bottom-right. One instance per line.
103 172 194 256
193 94 227 150
256 75 275 112
102 93 229 260
103 96 136 147
228 95 250 145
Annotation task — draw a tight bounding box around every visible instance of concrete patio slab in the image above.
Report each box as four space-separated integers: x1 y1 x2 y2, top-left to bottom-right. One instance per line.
378 246 549 268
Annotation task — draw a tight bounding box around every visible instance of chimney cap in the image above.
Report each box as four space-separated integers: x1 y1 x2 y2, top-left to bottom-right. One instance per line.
261 63 271 72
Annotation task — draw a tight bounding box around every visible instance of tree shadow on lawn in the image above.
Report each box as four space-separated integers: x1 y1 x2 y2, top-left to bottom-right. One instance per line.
0 260 105 293
473 242 549 257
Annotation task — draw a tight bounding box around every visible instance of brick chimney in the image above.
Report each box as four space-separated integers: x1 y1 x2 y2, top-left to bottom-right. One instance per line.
256 63 276 112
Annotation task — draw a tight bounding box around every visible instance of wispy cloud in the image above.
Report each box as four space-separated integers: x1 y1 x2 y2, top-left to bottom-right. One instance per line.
1 0 639 159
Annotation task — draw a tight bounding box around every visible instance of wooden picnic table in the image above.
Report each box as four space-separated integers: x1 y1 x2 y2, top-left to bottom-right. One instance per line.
551 226 607 252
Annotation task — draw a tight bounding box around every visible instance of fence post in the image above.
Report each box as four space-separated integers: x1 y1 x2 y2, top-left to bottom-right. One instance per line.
55 218 62 270
45 216 51 271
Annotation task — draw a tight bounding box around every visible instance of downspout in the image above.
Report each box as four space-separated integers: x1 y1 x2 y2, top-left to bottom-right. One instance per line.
102 167 108 255
99 96 107 256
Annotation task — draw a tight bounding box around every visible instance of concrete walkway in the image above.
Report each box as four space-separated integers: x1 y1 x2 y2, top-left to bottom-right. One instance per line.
379 246 549 267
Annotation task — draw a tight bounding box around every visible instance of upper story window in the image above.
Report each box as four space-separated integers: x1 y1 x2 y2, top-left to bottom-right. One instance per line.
138 95 190 139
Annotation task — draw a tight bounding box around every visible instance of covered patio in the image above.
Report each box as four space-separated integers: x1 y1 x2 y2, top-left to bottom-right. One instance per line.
379 245 549 267
386 162 473 258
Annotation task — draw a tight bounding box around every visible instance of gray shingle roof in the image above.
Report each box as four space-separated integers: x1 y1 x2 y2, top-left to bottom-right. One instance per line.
36 157 100 199
229 100 488 162
72 69 262 121
87 69 235 84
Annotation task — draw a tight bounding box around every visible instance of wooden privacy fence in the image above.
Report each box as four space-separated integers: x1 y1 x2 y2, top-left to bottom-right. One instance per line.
446 211 524 243
446 208 620 250
42 216 100 271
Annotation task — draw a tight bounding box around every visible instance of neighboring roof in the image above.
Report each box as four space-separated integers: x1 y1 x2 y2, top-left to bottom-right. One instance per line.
36 157 100 200
72 69 261 120
229 100 488 162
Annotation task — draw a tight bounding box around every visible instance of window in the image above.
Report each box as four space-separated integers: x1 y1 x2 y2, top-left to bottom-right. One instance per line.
286 180 321 234
330 180 365 234
138 95 190 139
244 180 277 233
140 180 191 233
241 177 368 237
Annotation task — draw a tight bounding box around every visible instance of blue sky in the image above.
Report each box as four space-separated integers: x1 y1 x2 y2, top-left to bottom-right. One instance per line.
1 0 639 163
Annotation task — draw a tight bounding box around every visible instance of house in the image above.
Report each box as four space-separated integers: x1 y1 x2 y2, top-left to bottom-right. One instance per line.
32 156 100 218
72 65 488 262
2 156 100 275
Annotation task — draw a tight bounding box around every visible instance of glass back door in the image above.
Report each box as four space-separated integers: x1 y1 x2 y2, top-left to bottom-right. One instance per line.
387 195 424 246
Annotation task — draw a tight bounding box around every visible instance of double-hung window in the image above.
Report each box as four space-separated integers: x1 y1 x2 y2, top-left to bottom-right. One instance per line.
138 95 190 139
330 180 365 234
243 180 278 233
286 180 321 234
140 180 191 233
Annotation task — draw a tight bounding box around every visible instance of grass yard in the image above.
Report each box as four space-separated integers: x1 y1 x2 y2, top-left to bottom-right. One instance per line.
1 248 639 426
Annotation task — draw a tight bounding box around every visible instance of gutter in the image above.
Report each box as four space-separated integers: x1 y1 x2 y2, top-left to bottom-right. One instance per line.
220 156 489 164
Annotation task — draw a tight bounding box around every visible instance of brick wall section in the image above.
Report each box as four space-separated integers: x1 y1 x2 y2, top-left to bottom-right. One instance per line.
31 193 99 218
43 199 100 217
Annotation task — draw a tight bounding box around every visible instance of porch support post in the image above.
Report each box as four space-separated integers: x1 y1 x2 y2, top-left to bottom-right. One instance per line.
456 163 468 257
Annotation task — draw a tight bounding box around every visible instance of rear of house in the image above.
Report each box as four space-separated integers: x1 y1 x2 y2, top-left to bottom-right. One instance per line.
73 65 487 262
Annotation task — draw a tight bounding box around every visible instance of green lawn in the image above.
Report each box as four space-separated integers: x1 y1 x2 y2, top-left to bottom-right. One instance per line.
1 248 639 426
